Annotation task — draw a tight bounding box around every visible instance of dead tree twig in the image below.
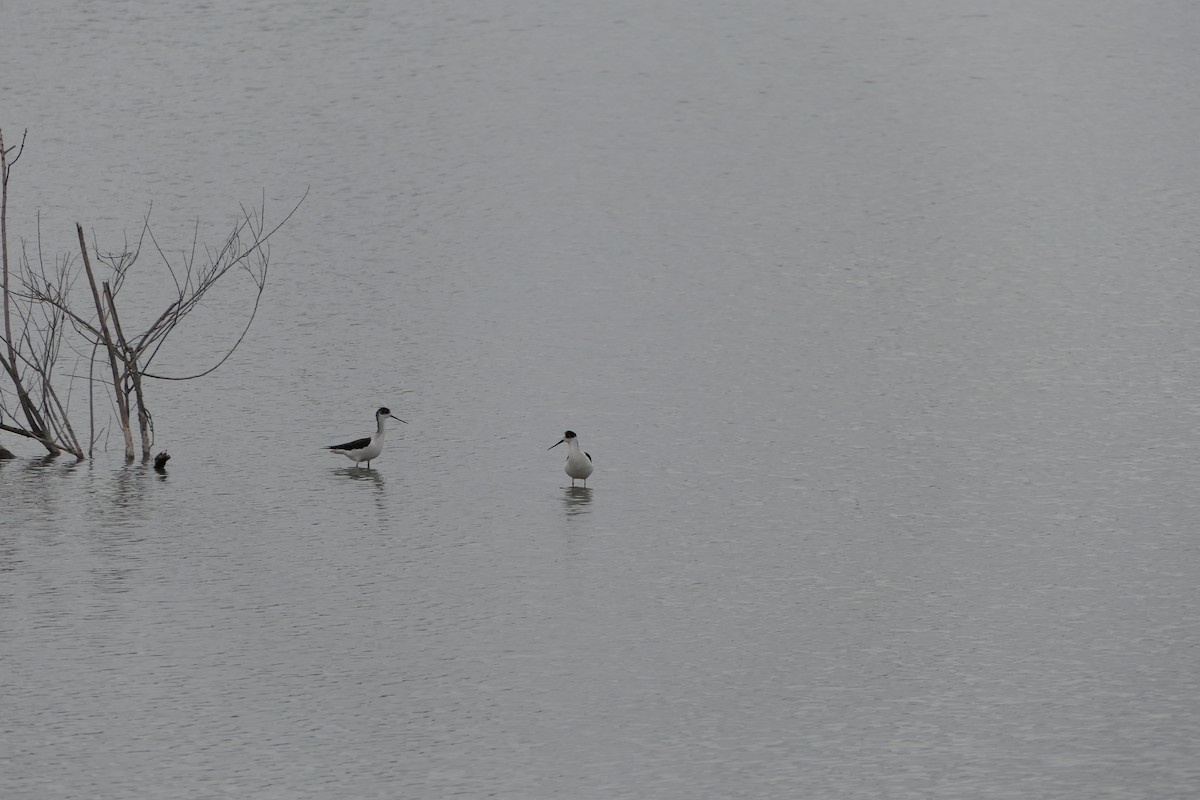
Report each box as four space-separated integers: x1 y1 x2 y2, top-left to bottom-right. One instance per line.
1 128 305 460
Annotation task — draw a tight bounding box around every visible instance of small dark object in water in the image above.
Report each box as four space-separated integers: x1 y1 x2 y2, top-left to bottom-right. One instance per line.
153 450 171 470
0 445 15 459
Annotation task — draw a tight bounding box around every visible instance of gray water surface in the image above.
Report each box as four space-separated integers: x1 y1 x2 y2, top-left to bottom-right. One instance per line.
3 1 1200 798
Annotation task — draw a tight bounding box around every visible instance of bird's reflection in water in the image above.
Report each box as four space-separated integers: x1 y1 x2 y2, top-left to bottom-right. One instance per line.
336 466 386 488
335 466 389 519
561 486 593 517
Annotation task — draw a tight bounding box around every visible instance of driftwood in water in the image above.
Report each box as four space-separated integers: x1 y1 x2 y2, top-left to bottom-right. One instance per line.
0 127 305 460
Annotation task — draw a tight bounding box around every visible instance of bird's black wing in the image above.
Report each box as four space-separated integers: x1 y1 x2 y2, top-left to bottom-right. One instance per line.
327 436 371 451
585 452 592 462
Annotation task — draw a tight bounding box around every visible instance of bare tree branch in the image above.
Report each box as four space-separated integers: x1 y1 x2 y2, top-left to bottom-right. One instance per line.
1 130 303 460
77 223 134 460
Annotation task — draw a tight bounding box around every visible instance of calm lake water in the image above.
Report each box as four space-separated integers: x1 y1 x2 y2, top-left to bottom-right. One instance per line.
4 1 1200 798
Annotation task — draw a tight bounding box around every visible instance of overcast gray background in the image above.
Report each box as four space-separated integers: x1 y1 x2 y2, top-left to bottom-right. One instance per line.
3 1 1199 798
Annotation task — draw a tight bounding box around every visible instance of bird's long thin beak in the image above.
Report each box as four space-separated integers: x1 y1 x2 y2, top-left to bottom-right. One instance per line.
390 414 408 423
548 439 564 450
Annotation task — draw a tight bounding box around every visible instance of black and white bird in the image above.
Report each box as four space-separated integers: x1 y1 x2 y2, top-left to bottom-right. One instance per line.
326 407 406 468
548 430 593 487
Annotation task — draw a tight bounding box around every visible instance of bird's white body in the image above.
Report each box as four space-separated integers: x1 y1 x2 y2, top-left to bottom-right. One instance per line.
334 435 386 466
327 407 406 468
549 430 593 487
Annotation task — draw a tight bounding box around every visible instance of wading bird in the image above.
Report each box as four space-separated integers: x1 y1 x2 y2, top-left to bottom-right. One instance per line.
326 407 406 468
548 430 593 487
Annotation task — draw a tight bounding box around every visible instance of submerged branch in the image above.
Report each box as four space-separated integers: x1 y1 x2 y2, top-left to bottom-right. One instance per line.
0 159 304 459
